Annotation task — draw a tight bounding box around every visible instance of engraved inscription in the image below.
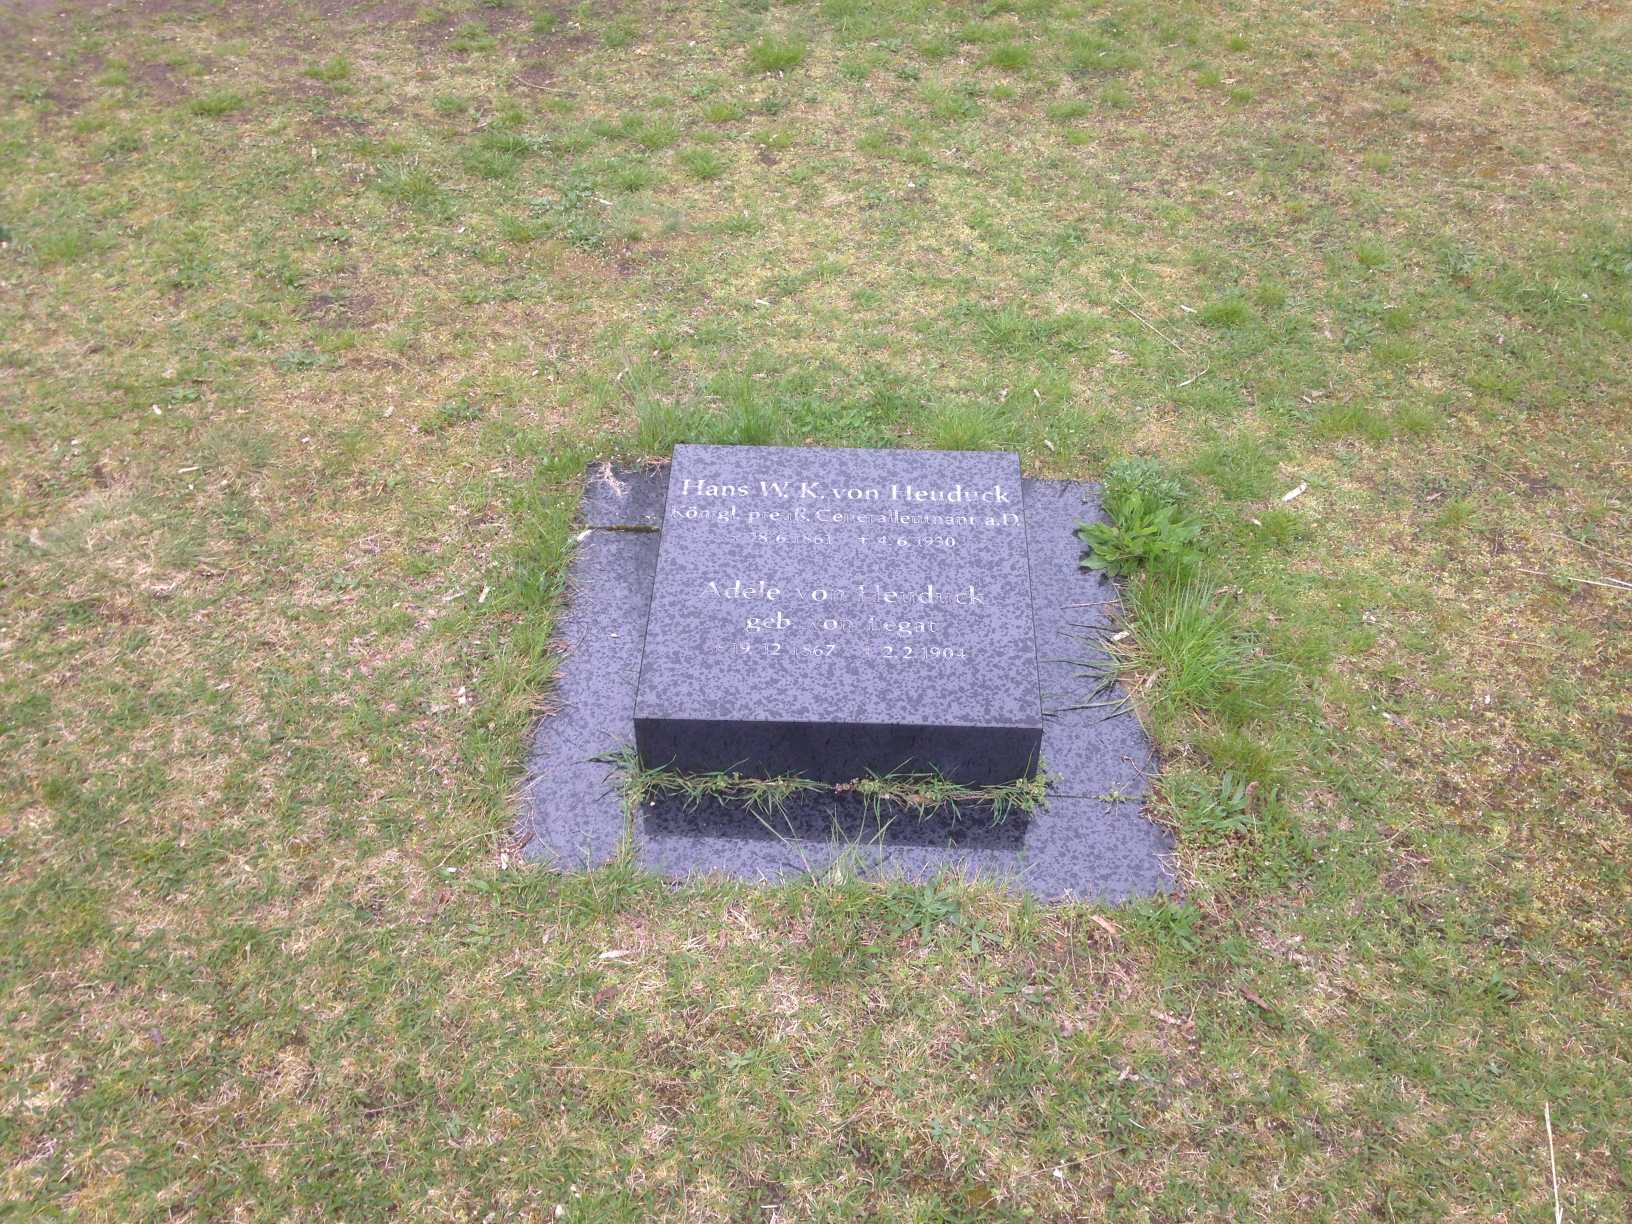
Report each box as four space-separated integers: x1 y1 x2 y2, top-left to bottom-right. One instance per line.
634 445 1042 782
670 470 1022 663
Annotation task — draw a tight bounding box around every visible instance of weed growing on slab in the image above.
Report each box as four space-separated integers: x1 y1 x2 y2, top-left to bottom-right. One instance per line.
619 753 1048 826
619 753 825 821
845 769 1049 824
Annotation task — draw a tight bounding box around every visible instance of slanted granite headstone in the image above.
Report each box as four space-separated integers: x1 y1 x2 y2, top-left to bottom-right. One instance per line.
633 444 1043 784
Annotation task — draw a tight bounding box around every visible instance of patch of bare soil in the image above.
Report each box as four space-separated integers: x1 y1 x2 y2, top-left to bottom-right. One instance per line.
301 288 377 328
309 0 422 27
403 1 544 54
129 58 187 102
306 110 371 138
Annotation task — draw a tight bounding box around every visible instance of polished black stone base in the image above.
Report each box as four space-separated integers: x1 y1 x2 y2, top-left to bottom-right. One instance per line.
634 716 1041 786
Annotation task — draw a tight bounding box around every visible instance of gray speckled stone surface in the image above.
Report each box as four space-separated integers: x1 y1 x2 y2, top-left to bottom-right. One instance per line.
581 460 670 529
517 460 1173 902
635 444 1042 784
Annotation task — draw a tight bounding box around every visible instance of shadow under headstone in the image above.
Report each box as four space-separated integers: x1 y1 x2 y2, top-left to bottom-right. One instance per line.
640 788 1030 851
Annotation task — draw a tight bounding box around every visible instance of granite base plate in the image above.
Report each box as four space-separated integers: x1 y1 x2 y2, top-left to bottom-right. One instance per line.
517 461 1173 903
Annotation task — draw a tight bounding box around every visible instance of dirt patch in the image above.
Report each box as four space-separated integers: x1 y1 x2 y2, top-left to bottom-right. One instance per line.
611 241 671 278
307 110 370 138
301 289 376 328
451 2 619 79
130 59 187 104
407 1 549 56
514 58 572 92
310 0 424 24
1479 459 1560 497
0 41 110 117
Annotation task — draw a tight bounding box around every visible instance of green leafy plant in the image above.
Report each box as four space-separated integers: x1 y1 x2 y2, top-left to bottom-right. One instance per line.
273 348 328 372
1079 457 1200 576
532 177 603 248
881 880 995 951
883 879 963 939
1103 455 1192 510
1167 769 1264 841
420 397 482 432
1078 491 1200 576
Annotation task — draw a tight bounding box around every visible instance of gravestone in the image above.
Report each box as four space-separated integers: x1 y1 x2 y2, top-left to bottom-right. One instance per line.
519 449 1173 902
633 444 1043 784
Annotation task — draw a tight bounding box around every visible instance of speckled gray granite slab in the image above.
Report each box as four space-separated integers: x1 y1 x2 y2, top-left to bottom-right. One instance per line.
635 444 1042 784
517 461 1173 903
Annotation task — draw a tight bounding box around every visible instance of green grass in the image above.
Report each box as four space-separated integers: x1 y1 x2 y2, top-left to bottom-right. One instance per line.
448 21 496 53
2 0 1630 1217
981 41 1033 72
304 56 351 84
630 116 680 151
746 34 807 74
1115 574 1280 725
620 756 1045 825
605 157 658 193
676 146 726 181
702 98 746 124
185 89 246 117
373 167 455 219
602 14 638 50
920 398 1011 451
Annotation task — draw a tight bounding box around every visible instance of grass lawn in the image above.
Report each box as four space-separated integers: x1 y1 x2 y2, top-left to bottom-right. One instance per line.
2 0 1629 1217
